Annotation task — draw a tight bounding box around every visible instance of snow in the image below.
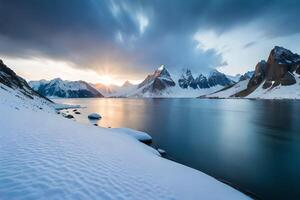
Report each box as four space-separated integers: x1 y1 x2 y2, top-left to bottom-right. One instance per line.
110 128 152 143
158 64 165 71
207 79 249 98
88 113 102 119
0 82 54 113
247 74 300 99
0 83 249 199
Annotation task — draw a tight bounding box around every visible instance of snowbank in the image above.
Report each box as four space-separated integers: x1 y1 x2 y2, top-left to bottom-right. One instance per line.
0 103 248 200
110 128 153 143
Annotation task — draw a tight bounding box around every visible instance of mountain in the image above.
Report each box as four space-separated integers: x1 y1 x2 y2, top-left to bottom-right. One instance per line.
134 65 176 96
178 69 198 89
238 71 254 82
29 79 104 98
178 69 234 90
205 46 300 99
92 83 117 96
0 59 54 111
208 70 235 87
120 66 234 97
122 80 133 87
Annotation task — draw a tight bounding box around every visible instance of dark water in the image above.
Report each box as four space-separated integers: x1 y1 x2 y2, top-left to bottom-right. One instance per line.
55 98 300 200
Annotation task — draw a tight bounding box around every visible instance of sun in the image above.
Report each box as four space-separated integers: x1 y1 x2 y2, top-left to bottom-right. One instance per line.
100 75 114 85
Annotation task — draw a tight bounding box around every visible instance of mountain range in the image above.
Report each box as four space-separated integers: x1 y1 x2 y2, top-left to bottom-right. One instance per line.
28 65 235 98
207 46 300 99
9 46 300 99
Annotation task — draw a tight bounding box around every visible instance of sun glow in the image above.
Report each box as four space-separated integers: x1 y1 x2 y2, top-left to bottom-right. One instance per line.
98 75 114 85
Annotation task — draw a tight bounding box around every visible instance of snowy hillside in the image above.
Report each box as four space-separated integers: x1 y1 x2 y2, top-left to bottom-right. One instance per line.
247 74 300 99
0 60 248 199
29 78 104 98
206 79 249 98
0 59 55 112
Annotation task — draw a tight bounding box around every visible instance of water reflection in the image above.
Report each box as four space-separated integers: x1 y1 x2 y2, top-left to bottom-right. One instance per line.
55 98 300 199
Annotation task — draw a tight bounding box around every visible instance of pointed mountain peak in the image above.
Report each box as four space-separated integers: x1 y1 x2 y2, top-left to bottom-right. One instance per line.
158 65 165 71
269 46 300 64
122 80 132 87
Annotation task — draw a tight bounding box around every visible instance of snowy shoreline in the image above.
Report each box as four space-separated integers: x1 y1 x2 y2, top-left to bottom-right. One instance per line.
0 80 250 199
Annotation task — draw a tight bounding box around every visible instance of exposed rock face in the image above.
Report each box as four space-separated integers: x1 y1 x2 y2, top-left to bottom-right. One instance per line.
264 46 300 86
239 71 254 82
29 79 104 98
138 65 175 93
195 74 210 89
235 46 300 97
0 59 51 101
208 70 235 87
178 69 232 90
296 66 300 75
281 72 296 85
178 69 198 89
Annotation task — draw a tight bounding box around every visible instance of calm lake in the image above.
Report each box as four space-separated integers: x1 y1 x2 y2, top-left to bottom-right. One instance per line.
55 98 300 199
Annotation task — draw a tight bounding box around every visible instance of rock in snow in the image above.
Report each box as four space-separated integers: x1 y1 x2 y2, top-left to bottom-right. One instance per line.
88 113 102 120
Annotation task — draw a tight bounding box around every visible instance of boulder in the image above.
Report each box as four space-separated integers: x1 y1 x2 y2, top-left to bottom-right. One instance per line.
88 113 101 120
64 114 74 119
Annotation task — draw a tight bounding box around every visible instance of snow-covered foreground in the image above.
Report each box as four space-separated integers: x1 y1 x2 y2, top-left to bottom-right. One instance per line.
0 93 249 200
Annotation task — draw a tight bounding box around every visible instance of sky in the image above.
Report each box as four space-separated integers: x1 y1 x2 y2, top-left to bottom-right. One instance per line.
0 0 300 85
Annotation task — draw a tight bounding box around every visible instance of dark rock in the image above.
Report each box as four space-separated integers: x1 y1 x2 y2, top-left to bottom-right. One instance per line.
296 65 300 75
178 69 198 89
208 70 235 87
262 81 272 89
74 111 81 114
235 46 300 97
88 113 101 120
281 72 296 86
64 114 74 119
0 59 52 103
94 124 98 126
239 71 254 82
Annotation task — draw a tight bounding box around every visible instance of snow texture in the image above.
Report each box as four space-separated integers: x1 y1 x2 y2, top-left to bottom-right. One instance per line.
0 83 249 200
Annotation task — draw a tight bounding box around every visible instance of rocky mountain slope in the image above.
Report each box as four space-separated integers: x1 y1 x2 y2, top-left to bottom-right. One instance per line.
29 79 104 98
206 46 300 99
0 59 54 111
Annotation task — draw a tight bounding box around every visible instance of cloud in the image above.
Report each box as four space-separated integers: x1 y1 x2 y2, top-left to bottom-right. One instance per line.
0 0 299 78
243 41 257 49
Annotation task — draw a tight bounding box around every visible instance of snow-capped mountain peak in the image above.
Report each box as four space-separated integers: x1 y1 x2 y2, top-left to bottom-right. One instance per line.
271 46 300 65
29 79 104 98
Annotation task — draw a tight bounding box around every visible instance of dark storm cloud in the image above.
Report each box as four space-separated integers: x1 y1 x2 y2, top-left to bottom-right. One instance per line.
0 0 299 76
